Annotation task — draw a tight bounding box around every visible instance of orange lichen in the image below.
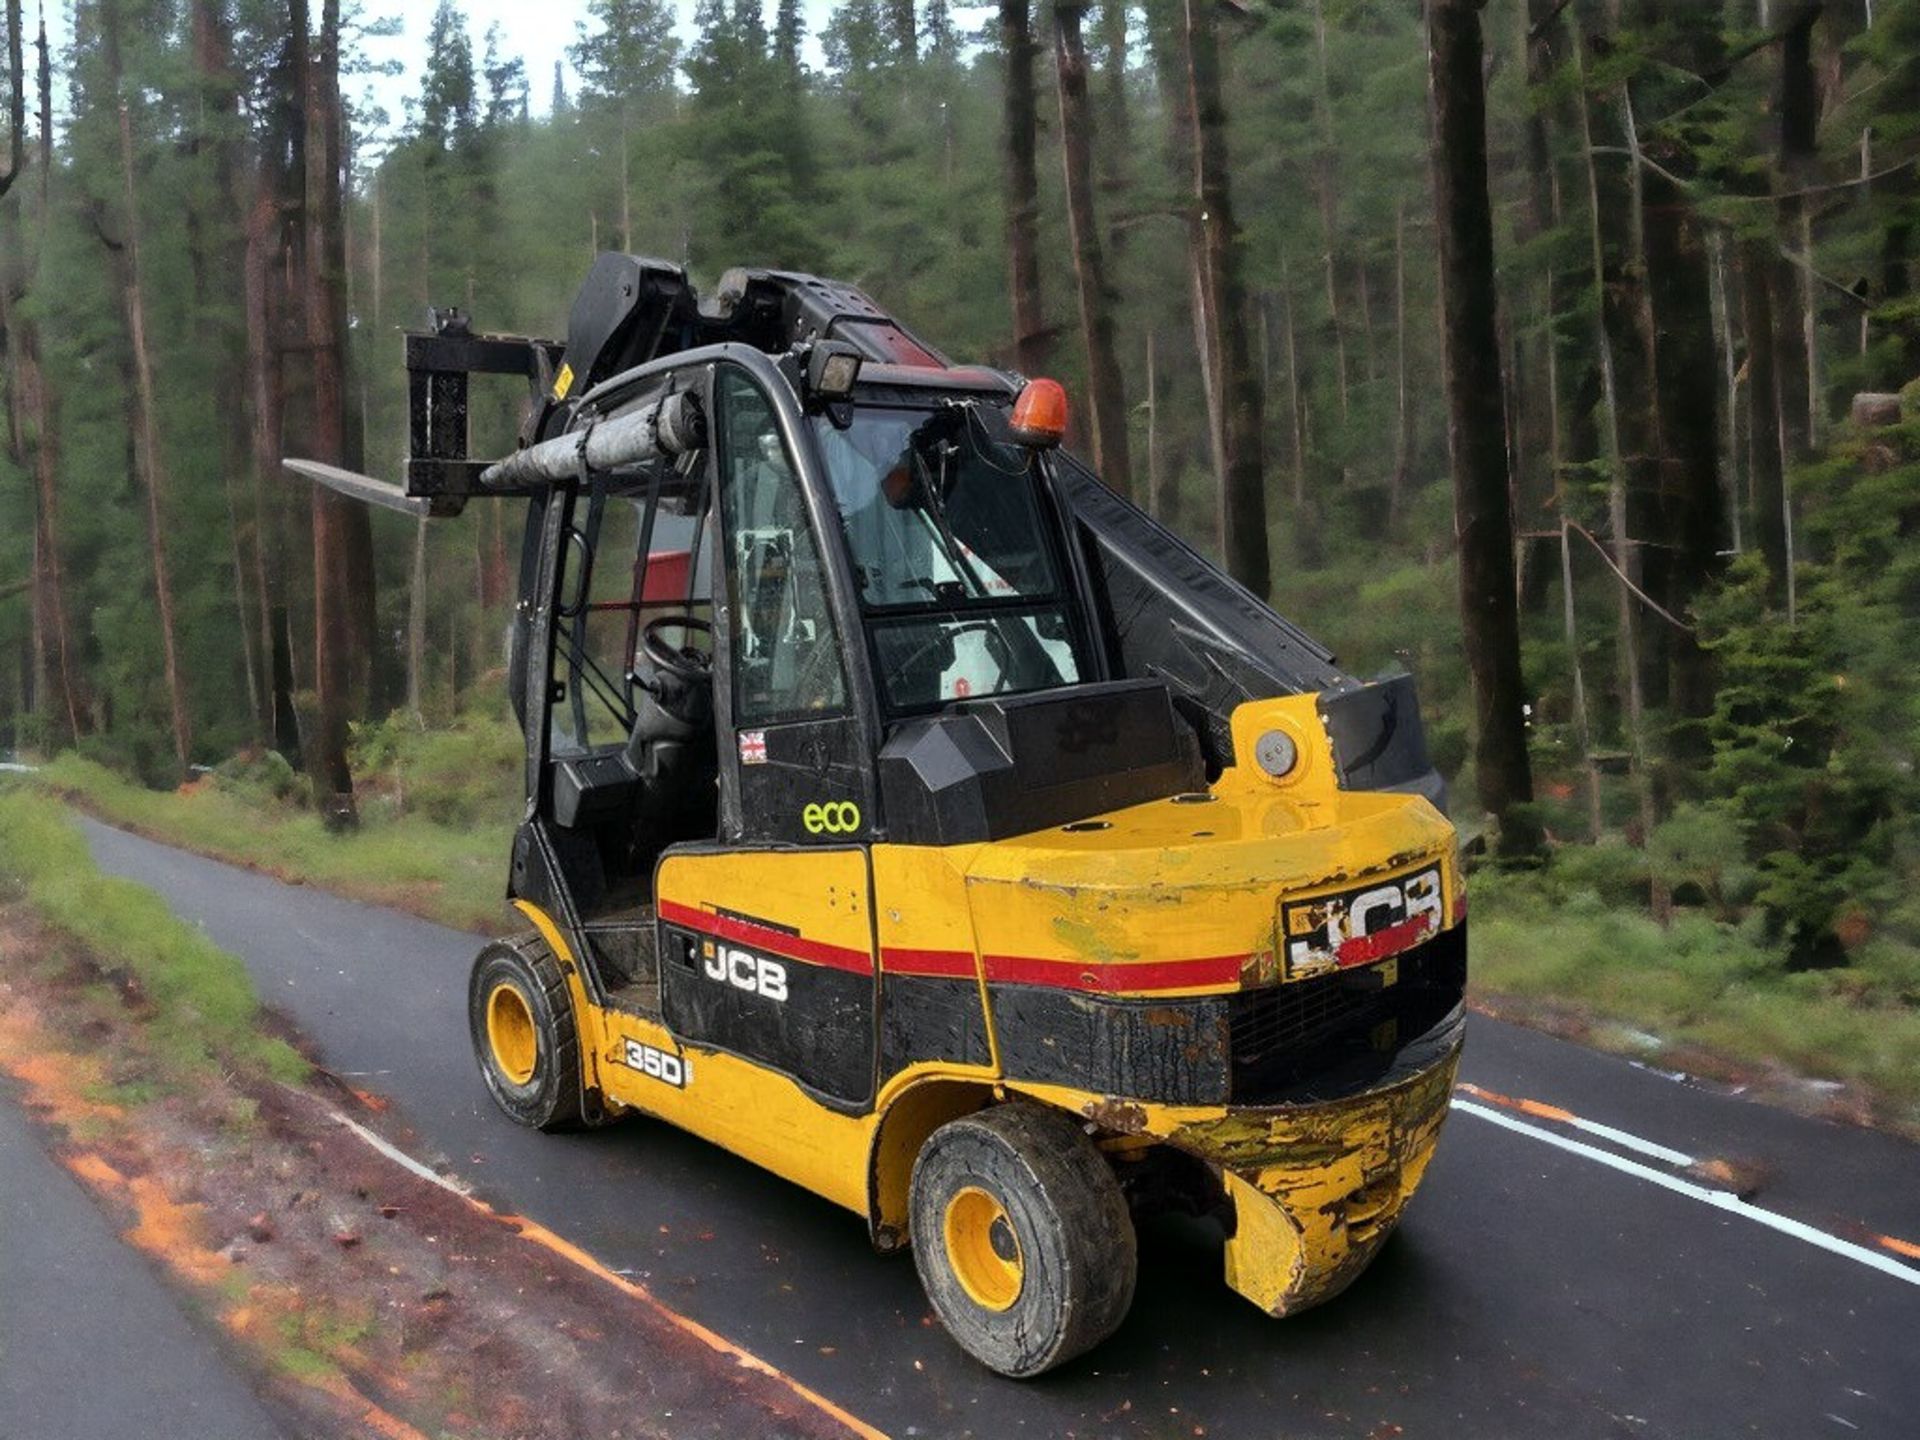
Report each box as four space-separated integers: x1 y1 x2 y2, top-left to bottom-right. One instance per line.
0 1014 125 1124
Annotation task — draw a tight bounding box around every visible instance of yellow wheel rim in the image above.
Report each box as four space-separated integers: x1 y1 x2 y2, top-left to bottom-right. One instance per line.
943 1186 1024 1312
486 982 538 1086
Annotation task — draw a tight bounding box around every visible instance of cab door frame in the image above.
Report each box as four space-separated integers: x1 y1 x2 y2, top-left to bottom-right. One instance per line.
647 350 890 1111
700 350 888 846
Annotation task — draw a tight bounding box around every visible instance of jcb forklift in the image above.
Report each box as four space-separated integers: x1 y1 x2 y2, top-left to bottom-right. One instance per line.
288 256 1466 1378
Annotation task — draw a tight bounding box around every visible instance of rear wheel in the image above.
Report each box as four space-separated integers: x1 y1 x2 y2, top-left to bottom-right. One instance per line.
909 1103 1136 1377
468 936 586 1131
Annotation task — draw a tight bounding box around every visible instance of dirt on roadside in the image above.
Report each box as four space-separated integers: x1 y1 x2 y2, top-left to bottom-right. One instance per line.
0 907 882 1440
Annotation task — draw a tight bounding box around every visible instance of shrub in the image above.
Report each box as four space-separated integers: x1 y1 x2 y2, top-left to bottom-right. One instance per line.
349 709 522 829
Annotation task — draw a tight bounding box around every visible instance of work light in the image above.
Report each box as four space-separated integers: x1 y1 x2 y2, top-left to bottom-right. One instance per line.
806 341 864 402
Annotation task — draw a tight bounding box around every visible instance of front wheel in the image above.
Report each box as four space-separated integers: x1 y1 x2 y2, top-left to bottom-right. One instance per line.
468 935 587 1131
909 1103 1137 1377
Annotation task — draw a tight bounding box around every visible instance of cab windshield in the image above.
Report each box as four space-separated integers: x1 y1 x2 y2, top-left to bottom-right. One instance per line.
812 402 1085 713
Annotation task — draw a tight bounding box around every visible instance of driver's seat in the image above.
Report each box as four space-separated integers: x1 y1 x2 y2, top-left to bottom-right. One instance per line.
625 650 718 850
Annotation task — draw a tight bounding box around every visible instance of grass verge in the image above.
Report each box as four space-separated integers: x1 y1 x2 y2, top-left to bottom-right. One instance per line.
1471 861 1920 1134
0 785 307 1089
36 752 510 934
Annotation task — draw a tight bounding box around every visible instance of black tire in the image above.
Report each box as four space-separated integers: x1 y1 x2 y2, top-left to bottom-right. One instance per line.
909 1103 1137 1378
468 935 586 1132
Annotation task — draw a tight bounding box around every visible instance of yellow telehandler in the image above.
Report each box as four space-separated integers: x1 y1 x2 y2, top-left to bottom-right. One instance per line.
288 256 1465 1377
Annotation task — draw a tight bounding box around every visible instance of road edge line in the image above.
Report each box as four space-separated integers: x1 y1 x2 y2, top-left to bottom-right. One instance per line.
1453 1099 1920 1287
1455 1083 1698 1168
319 1103 893 1440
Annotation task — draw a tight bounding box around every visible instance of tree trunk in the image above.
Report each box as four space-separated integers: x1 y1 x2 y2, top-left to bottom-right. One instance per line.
1096 0 1132 259
1146 327 1172 525
1387 203 1413 531
1558 519 1604 843
1 4 85 744
1053 0 1132 496
619 106 633 254
408 518 428 727
1773 3 1820 462
1615 77 1675 710
117 103 194 778
1709 230 1744 555
1512 0 1567 612
1189 248 1225 512
1741 239 1791 595
1569 11 1668 708
0 0 18 194
1428 0 1537 857
190 0 268 745
244 191 298 756
1310 0 1349 419
1570 8 1661 898
303 0 372 821
1183 0 1268 596
1631 4 1725 749
1000 0 1049 374
1282 252 1308 515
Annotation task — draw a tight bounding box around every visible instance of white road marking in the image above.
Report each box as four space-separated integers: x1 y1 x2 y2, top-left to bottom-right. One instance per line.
1453 1099 1920 1287
1556 1114 1696 1169
1455 1083 1697 1167
324 1104 474 1197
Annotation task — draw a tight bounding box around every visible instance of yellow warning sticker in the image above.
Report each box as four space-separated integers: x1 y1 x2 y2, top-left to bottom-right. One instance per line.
552 362 574 399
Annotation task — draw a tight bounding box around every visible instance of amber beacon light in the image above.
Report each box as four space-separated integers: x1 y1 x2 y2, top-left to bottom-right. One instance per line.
1009 378 1069 447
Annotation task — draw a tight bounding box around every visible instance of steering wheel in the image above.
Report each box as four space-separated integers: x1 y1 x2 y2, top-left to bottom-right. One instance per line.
640 614 714 682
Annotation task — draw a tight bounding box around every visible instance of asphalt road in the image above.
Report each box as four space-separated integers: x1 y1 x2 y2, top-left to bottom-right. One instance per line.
0 1081 293 1440
83 817 1920 1440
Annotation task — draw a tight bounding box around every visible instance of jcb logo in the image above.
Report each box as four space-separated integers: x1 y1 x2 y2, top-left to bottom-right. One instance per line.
802 801 861 835
1282 866 1443 979
702 941 789 1003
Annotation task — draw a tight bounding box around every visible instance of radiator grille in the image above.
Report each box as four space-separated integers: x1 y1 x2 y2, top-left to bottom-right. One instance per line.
1227 925 1466 1102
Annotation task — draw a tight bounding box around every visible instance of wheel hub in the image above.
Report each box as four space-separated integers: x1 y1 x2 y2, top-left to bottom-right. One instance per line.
486 982 538 1085
944 1186 1024 1312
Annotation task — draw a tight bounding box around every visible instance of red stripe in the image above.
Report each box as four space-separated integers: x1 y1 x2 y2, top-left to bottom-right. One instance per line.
656 900 872 976
982 951 1245 994
882 945 1246 992
880 947 978 979
1335 915 1435 969
658 903 1310 995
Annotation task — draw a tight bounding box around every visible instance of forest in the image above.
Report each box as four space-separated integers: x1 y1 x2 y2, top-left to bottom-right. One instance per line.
3 0 1919 1099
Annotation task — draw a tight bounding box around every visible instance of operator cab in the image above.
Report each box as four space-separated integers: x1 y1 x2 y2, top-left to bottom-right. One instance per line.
514 353 1153 1019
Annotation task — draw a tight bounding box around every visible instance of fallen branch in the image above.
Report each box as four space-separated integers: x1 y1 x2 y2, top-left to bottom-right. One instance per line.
1570 522 1695 634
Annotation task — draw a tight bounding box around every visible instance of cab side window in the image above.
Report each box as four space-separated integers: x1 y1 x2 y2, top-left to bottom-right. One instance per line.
716 370 847 724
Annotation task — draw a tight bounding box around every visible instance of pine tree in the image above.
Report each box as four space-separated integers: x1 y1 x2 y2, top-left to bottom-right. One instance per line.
685 0 817 271
419 1 477 152
482 23 529 131
571 0 679 254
